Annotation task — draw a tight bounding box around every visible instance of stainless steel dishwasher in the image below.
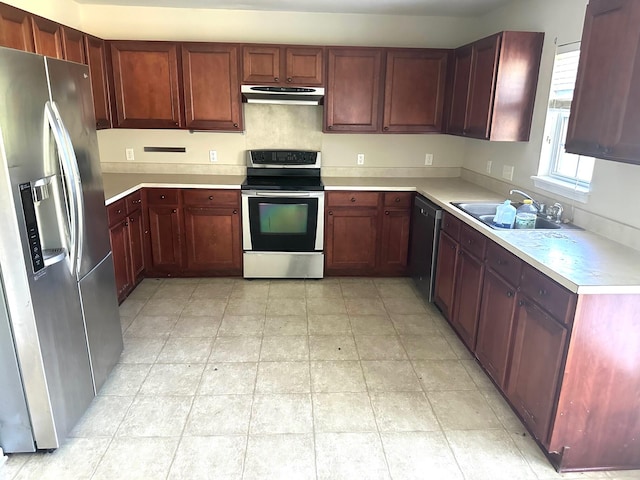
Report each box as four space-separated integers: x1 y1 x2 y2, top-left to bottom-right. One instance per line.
409 195 442 302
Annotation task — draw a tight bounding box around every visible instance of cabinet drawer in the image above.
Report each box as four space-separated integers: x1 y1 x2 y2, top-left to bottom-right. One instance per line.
107 199 127 226
459 223 486 259
383 192 413 208
183 189 239 206
126 191 142 213
520 264 576 324
146 188 179 205
441 212 461 241
486 241 523 286
327 191 379 207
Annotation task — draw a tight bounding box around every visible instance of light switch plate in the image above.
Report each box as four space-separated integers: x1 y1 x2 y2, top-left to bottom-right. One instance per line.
502 165 514 181
209 150 217 162
486 160 492 174
425 153 433 166
357 153 365 165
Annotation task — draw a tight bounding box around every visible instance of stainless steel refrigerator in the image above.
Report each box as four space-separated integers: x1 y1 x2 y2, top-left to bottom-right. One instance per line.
0 47 123 453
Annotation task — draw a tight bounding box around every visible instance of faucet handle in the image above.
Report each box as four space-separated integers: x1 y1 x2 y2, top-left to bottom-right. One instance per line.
551 202 563 223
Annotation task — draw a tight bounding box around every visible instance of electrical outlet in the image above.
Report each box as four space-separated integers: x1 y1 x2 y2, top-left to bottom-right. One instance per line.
209 150 217 162
125 148 134 161
424 153 433 166
502 165 514 181
357 153 365 165
486 160 492 174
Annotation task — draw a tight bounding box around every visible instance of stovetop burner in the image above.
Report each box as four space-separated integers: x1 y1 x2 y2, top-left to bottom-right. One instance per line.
242 149 323 191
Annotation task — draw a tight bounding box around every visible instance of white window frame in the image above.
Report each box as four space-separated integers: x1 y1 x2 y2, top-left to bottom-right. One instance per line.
533 43 593 203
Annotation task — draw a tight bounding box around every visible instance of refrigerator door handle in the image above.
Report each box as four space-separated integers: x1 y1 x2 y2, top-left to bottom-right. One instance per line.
44 101 80 276
51 102 84 277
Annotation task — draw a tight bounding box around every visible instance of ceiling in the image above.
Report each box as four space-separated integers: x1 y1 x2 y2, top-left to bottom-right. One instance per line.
72 0 514 17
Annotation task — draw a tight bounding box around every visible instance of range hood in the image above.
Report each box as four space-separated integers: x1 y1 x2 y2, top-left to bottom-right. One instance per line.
241 85 324 106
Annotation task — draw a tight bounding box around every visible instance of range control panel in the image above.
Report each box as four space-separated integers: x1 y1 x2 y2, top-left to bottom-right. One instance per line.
19 183 44 273
249 150 319 167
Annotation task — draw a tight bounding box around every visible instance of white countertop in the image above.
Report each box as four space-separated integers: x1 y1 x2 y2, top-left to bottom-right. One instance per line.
101 173 640 295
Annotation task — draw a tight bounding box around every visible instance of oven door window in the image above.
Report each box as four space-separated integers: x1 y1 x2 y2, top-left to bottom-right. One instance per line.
248 197 318 251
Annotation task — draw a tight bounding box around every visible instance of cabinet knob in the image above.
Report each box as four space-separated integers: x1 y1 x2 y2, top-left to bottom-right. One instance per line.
233 123 238 128
451 244 456 250
208 196 214 200
328 211 333 216
129 217 134 222
172 209 177 213
116 209 122 214
467 239 473 244
538 288 547 296
518 300 525 307
385 211 389 215
395 197 400 203
496 259 504 265
350 197 356 202
124 222 128 226
507 291 513 298
383 126 389 131
160 195 166 199
287 77 292 83
274 77 279 82
327 125 333 130
232 209 238 214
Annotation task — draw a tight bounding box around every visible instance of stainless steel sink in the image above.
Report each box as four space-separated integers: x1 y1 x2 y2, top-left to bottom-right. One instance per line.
451 202 576 230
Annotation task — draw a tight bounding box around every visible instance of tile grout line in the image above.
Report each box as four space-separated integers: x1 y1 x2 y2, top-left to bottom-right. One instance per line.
306 288 320 480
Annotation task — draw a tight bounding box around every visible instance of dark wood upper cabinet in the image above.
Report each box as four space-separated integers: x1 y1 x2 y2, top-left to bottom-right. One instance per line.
31 15 63 59
566 0 640 164
61 26 86 63
447 31 544 141
181 43 242 131
382 49 449 133
85 35 112 129
242 45 323 85
325 48 383 132
109 41 183 129
0 3 34 52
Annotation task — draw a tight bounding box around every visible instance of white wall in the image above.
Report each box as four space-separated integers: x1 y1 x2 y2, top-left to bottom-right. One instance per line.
4 0 82 29
464 0 640 243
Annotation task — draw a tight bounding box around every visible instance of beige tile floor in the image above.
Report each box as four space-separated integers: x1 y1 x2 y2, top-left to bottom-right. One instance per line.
1 277 639 480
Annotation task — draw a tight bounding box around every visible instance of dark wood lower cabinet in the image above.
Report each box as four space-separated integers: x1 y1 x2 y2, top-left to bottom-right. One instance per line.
450 249 484 349
147 205 182 273
507 296 568 444
325 207 378 274
475 268 517 388
378 207 411 274
433 231 458 320
183 206 241 274
109 218 131 300
127 208 145 282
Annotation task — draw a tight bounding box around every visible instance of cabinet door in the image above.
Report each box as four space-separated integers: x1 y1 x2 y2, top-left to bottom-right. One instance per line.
242 45 280 84
433 231 459 320
110 41 182 128
85 35 112 129
285 47 323 85
450 250 484 350
566 0 640 163
127 208 145 283
378 207 411 274
109 220 132 302
465 33 500 139
447 45 472 135
382 49 448 133
181 43 242 131
61 26 86 64
507 297 568 443
325 48 383 132
475 268 517 388
31 16 63 59
0 4 34 52
183 206 241 273
325 207 378 274
147 205 182 271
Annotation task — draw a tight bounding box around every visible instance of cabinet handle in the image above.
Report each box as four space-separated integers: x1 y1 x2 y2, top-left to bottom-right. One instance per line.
172 209 177 213
395 197 400 203
208 195 214 200
507 291 513 298
328 211 333 216
160 195 166 199
233 123 238 128
538 288 547 296
287 77 292 83
233 209 238 214
274 77 279 82
385 211 389 215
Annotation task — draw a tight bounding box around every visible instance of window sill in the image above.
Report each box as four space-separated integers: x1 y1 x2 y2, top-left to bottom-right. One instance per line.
531 175 590 204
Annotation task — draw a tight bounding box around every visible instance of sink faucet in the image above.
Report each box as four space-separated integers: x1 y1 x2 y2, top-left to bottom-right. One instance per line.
548 202 564 223
509 189 542 212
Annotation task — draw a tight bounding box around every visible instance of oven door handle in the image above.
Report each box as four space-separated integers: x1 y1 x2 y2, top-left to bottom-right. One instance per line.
254 191 313 197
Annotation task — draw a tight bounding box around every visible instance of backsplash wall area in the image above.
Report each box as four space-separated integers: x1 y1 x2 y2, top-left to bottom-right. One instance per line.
97 104 466 178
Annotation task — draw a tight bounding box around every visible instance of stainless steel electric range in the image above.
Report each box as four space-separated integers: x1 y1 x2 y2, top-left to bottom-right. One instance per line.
241 149 324 278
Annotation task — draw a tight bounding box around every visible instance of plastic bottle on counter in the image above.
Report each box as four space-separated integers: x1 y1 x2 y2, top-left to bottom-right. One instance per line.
493 200 517 229
515 199 538 229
